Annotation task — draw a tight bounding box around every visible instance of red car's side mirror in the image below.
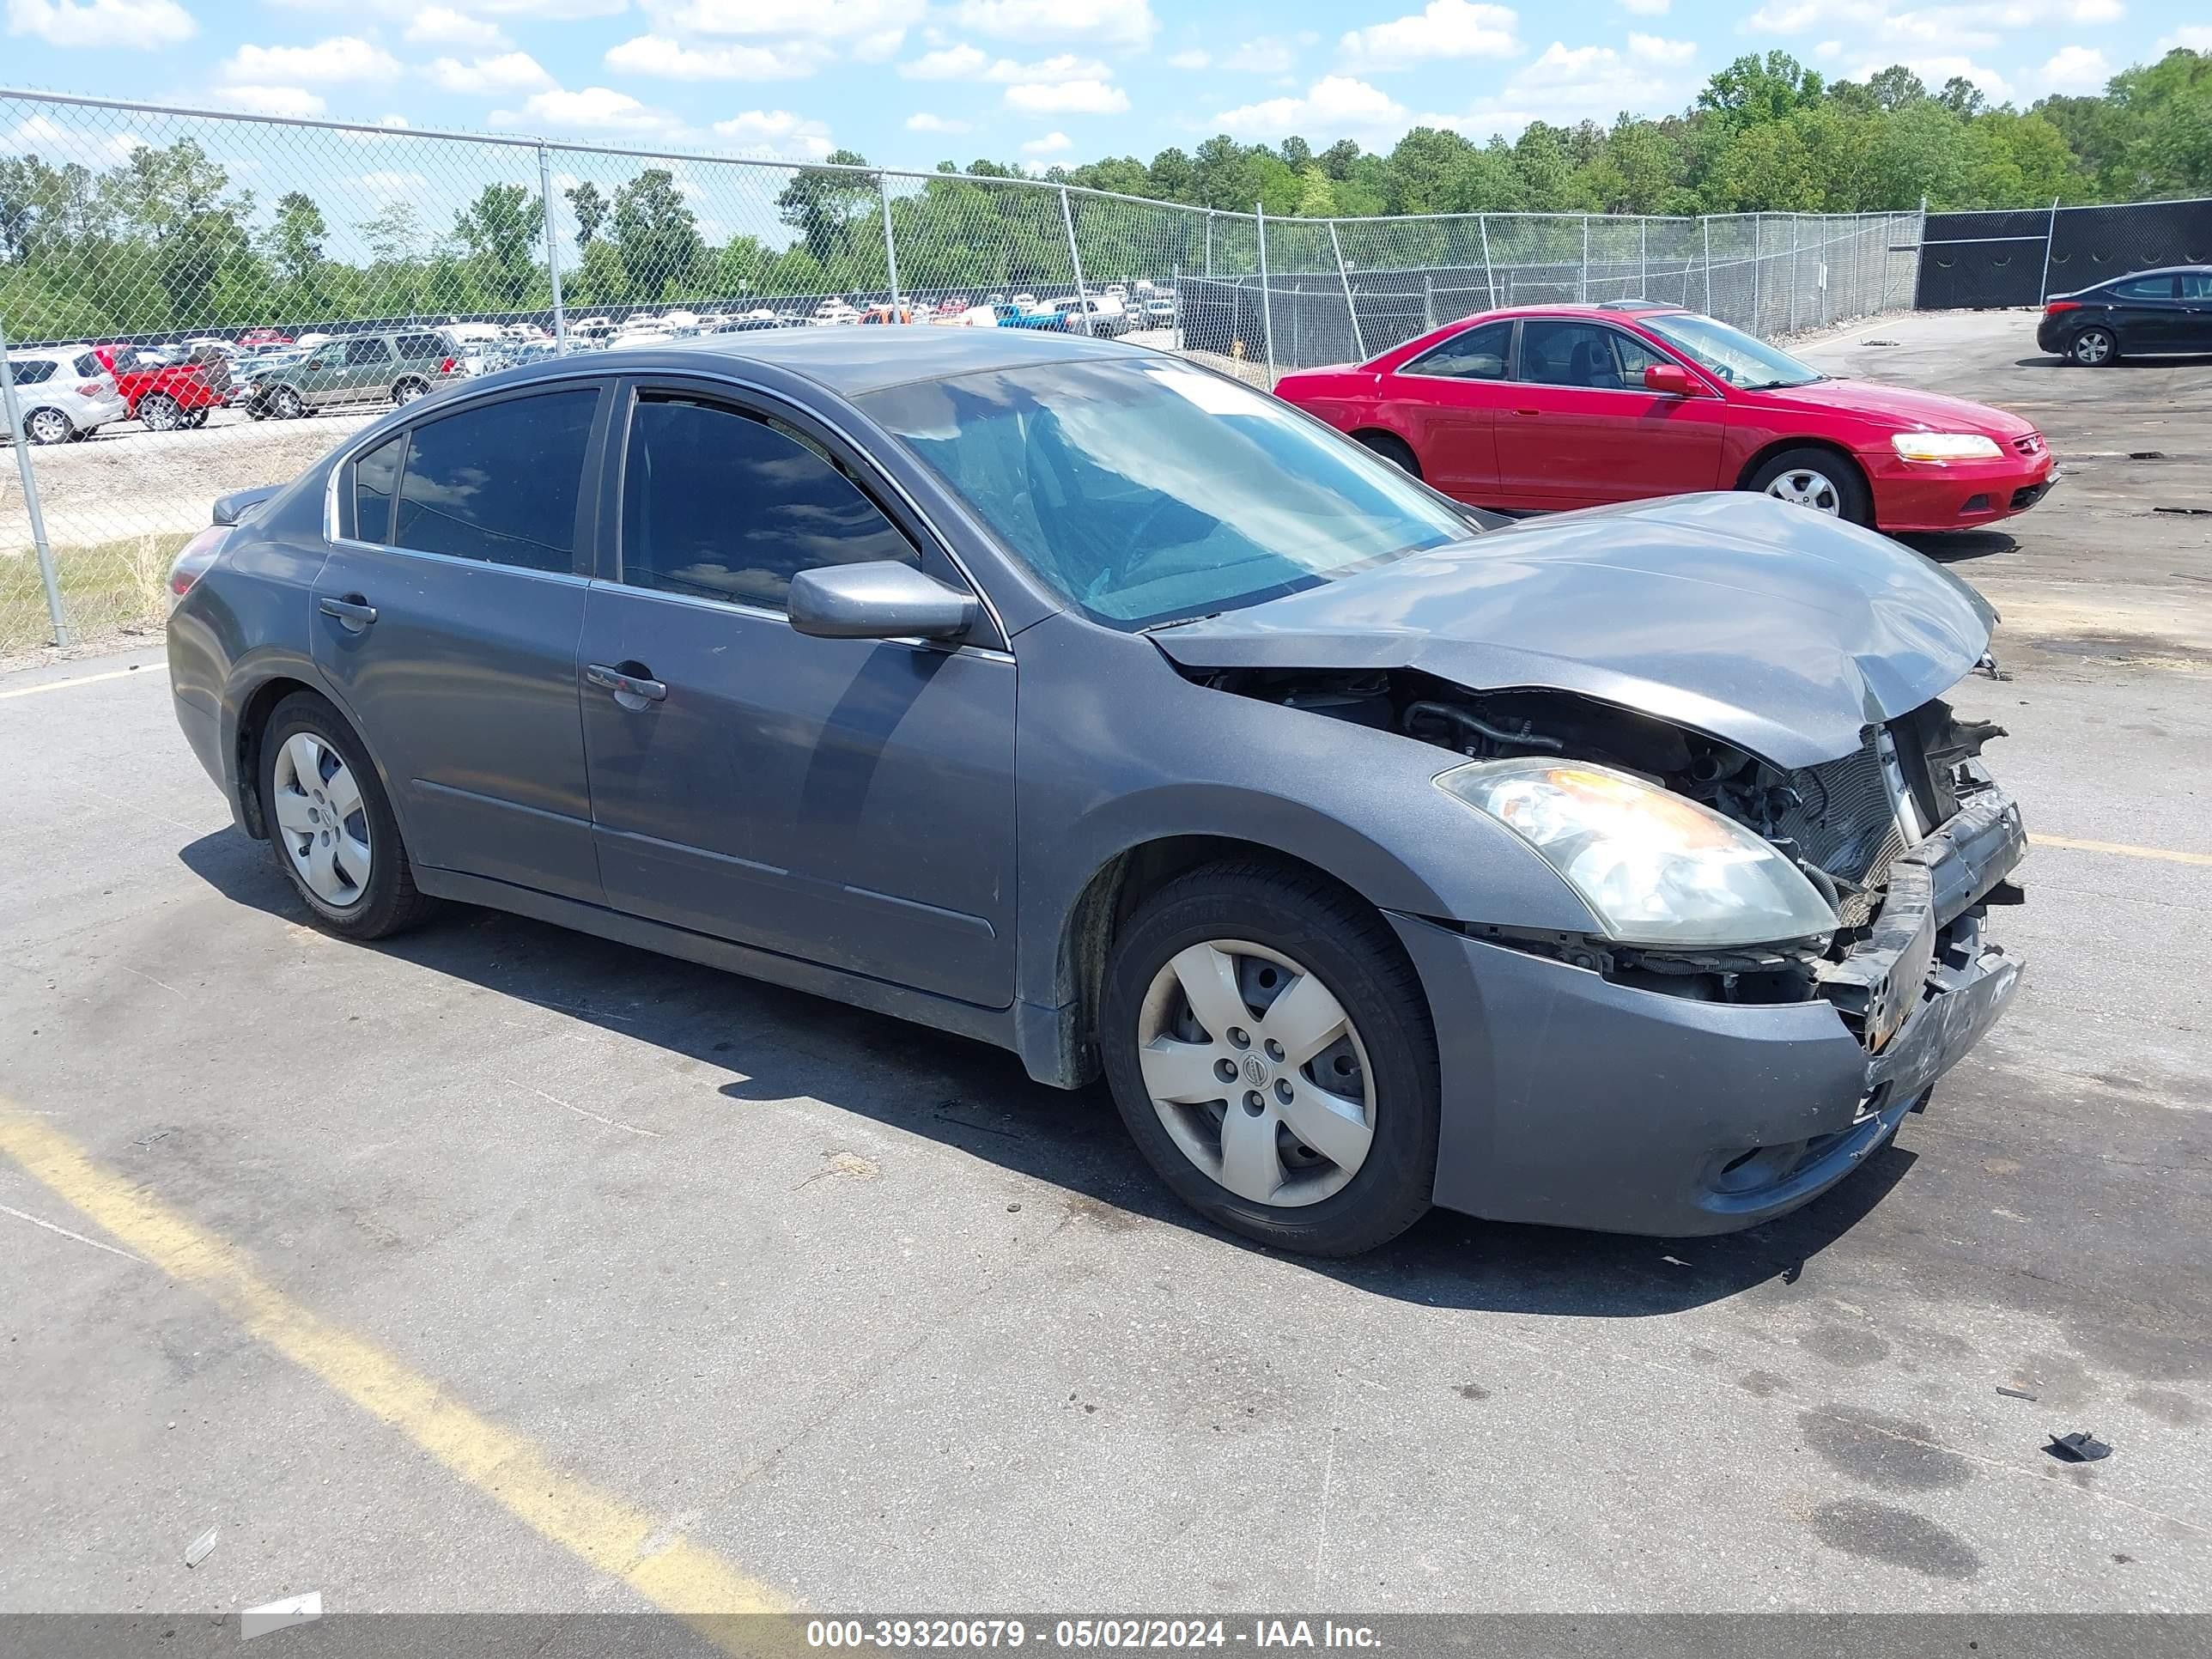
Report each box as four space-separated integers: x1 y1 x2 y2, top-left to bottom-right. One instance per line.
1644 362 1700 396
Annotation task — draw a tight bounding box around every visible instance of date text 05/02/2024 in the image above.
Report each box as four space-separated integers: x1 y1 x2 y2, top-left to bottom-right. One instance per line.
803 1620 1384 1650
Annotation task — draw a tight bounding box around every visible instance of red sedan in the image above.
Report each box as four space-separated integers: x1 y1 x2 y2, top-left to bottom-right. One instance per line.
1274 302 2056 533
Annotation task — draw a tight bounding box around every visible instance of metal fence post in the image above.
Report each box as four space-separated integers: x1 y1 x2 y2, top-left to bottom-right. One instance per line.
1911 198 1927 312
0 316 71 648
1751 216 1764 333
1255 201 1276 385
1058 185 1091 325
1328 220 1366 362
1580 215 1590 302
879 172 904 318
535 143 568 355
1478 212 1496 310
1424 271 1434 330
2037 194 2060 304
1701 216 1712 314
1788 216 1801 334
1638 216 1648 298
1204 209 1214 278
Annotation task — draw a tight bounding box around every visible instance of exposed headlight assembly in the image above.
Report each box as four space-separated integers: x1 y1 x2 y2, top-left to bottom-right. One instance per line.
1437 759 1840 948
1890 432 2002 462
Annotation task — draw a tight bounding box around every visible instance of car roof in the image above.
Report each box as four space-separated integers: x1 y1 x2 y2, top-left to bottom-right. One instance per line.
2087 264 2211 280
585 324 1148 396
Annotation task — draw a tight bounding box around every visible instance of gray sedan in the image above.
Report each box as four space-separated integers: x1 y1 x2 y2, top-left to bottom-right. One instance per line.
166 327 2025 1255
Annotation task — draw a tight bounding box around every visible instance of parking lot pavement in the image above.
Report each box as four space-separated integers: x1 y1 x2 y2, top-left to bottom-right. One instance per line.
2 313 2209 1618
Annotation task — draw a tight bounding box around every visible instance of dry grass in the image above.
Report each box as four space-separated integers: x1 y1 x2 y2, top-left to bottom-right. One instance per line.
1 530 191 659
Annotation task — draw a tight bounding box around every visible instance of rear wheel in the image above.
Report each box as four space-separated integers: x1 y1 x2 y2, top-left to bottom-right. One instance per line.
1747 447 1871 526
182 407 210 428
1100 862 1439 1256
270 385 307 420
2069 326 2117 367
392 375 430 405
23 407 72 445
259 692 435 940
138 392 184 432
1353 429 1422 478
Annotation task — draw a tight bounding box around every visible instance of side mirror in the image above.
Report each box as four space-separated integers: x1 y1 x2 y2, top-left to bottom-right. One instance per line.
787 562 979 642
1644 362 1699 396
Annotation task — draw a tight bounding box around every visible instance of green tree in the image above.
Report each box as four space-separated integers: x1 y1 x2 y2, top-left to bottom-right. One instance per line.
611 168 704 300
565 180 608 246
260 191 325 288
450 182 544 308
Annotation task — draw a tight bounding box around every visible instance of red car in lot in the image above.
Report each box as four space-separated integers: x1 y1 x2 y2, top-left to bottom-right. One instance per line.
1275 302 2056 533
92 343 231 433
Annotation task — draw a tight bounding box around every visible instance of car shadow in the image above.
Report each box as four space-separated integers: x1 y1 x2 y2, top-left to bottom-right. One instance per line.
179 830 1912 1318
2014 354 2212 369
1897 529 2017 563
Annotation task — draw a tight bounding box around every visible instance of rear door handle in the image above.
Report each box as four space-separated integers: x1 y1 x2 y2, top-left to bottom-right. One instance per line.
586 662 667 705
319 594 377 629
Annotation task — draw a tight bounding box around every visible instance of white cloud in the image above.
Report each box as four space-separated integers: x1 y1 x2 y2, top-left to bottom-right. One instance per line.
605 33 833 79
1814 38 1842 58
2039 43 2110 90
899 45 1111 82
1167 48 1209 70
905 111 971 132
1214 75 1410 142
646 0 921 48
402 6 507 49
1019 130 1073 155
358 167 428 195
951 0 1156 52
1004 78 1129 114
1752 0 2121 54
1845 52 2014 101
2155 25 2211 50
1339 0 1519 71
502 86 686 134
213 85 330 117
1417 35 1696 137
710 107 836 159
5 0 194 46
1620 0 1668 12
222 36 401 84
426 52 553 93
1224 37 1296 74
1629 33 1696 63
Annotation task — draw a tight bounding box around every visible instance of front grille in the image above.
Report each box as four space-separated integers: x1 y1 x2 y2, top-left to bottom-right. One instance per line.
1771 729 1907 927
2014 433 2045 457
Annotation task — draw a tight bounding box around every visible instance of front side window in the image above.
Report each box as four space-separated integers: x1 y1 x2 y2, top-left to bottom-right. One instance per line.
1519 321 1654 390
619 396 916 611
862 357 1475 630
2180 271 2212 301
1639 311 1823 390
1403 320 1511 380
392 388 596 572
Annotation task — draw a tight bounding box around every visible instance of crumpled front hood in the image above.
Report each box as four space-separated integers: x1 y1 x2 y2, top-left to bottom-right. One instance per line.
1151 492 1996 769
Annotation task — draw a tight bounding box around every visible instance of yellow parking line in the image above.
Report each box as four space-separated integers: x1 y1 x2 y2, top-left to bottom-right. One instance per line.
0 665 159 700
0 1103 786 1632
2032 833 2212 868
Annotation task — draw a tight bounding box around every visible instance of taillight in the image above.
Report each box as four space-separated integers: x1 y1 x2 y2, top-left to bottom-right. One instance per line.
168 524 233 599
441 356 456 374
76 382 106 397
2044 301 2081 315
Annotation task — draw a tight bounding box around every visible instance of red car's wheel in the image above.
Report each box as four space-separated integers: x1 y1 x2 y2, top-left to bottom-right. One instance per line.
1747 447 1871 527
137 392 184 432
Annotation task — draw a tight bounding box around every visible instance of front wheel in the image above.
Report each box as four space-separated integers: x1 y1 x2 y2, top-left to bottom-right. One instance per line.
259 692 435 939
138 392 183 432
2069 326 2117 367
1747 447 1871 526
1100 862 1439 1256
270 385 307 420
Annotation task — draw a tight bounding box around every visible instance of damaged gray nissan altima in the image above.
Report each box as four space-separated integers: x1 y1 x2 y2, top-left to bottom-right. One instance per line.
167 327 2025 1256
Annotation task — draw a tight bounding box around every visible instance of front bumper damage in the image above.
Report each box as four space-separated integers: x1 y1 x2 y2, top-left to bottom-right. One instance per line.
1391 783 2027 1237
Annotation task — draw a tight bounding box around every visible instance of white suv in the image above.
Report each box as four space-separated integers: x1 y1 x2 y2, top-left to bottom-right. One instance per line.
5 346 126 445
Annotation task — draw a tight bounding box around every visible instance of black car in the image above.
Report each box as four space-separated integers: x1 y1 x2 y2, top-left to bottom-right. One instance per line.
2037 264 2212 365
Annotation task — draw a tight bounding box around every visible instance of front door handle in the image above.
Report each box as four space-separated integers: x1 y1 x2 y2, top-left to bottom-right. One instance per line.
319 594 377 629
586 662 667 707
1513 408 1541 416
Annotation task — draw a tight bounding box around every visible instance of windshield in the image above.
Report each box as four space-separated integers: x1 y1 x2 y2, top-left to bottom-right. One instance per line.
1642 312 1823 390
860 357 1475 629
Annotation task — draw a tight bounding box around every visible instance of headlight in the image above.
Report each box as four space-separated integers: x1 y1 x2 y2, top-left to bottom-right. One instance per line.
1437 759 1839 948
1890 432 2002 462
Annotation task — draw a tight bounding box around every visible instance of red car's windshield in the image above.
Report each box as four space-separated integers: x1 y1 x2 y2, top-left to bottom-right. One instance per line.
1643 312 1825 391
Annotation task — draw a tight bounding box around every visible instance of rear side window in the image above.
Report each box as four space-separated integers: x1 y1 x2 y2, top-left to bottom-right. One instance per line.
392 388 597 573
9 358 57 386
397 334 446 359
72 351 101 378
618 395 915 611
1404 320 1510 380
354 434 401 544
2108 276 2177 300
349 337 393 365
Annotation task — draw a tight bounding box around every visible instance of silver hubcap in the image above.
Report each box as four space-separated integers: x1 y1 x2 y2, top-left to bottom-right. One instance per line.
277 390 301 416
28 410 68 442
143 397 179 429
272 732 371 908
1765 468 1842 514
2075 333 2110 363
1136 939 1375 1207
395 380 423 403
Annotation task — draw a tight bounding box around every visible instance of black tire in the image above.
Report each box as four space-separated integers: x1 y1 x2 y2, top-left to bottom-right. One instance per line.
259 691 435 940
138 392 183 432
1353 429 1422 478
1746 446 1873 526
392 375 429 405
2069 325 2118 367
182 407 210 428
1099 860 1440 1256
270 385 307 420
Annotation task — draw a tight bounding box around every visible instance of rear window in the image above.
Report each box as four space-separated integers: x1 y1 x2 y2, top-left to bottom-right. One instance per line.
391 388 597 573
8 358 57 386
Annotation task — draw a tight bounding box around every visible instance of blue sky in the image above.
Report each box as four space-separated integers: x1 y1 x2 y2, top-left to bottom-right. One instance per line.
5 0 2208 170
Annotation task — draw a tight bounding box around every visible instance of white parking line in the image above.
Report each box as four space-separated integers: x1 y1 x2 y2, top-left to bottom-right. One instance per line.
0 665 162 700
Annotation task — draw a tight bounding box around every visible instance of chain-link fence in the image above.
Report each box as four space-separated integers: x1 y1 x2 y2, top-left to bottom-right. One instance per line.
0 88 1923 659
